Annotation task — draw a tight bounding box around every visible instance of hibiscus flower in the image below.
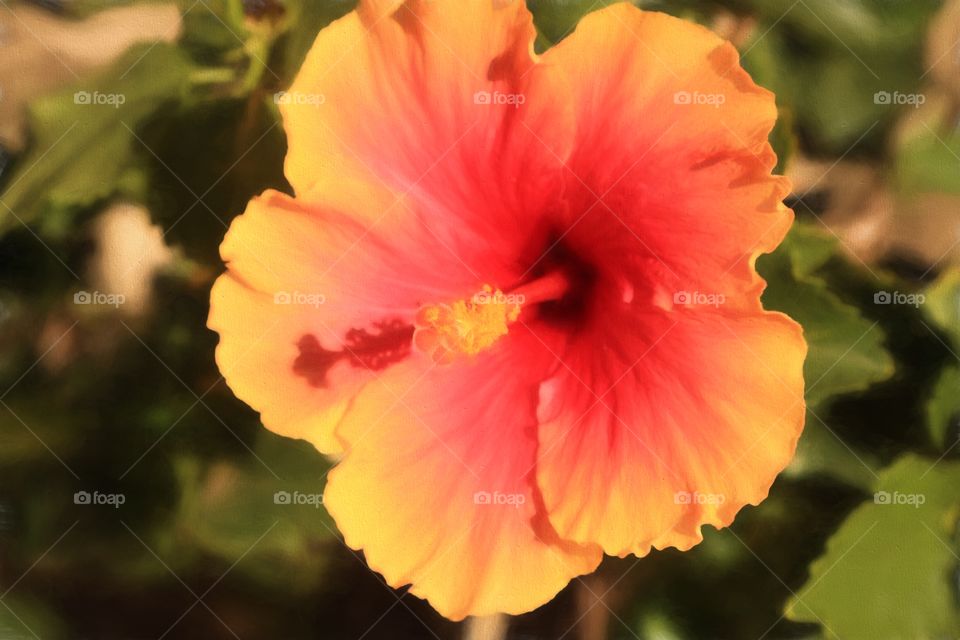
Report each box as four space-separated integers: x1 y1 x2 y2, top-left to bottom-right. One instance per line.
208 0 806 620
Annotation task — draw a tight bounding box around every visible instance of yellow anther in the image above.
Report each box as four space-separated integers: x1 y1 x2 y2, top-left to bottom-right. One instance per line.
414 285 523 363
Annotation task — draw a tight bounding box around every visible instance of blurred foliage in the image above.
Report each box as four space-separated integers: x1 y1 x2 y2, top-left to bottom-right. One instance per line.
0 44 198 239
165 432 335 594
1 0 960 638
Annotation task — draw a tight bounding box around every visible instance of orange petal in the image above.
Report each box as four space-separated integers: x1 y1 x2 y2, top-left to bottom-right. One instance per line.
534 4 792 310
208 190 478 453
281 0 572 234
323 332 601 619
209 275 356 454
534 309 806 556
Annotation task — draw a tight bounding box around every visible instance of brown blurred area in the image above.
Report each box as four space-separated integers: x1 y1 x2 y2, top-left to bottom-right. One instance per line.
785 0 960 274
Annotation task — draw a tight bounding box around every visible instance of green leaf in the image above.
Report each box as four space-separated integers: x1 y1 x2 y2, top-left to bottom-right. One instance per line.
923 267 960 348
792 53 889 153
784 411 880 489
741 27 788 94
744 0 933 55
786 455 960 639
778 223 838 278
169 431 335 592
760 224 893 487
0 44 197 240
736 0 938 156
797 288 892 408
925 365 960 450
769 107 797 175
180 0 249 54
759 224 894 409
527 0 622 49
896 126 960 196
